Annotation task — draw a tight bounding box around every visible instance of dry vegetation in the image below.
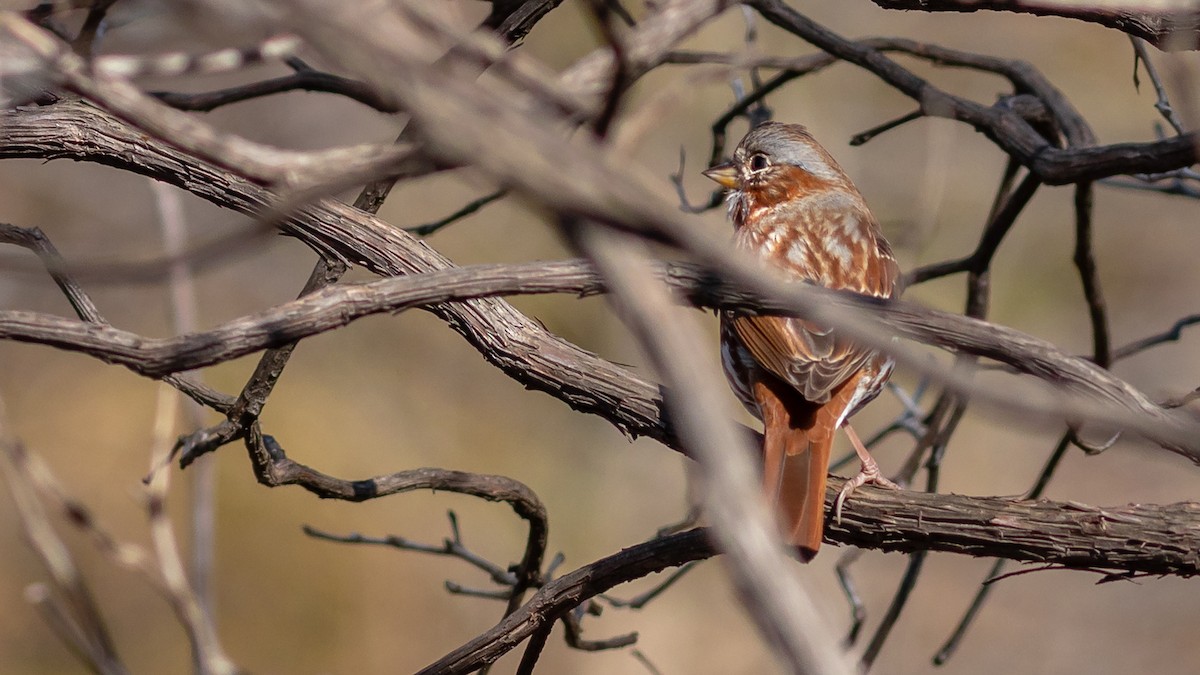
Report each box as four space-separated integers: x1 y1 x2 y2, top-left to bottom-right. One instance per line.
1 1 1199 673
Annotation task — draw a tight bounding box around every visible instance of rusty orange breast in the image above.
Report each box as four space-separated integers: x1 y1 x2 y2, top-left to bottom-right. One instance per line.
733 166 849 229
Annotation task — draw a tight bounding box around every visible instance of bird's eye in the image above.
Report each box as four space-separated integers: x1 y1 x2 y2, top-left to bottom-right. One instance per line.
749 154 769 172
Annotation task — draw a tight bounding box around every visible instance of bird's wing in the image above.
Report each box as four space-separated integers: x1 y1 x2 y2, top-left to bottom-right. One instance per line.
732 201 900 403
731 314 874 404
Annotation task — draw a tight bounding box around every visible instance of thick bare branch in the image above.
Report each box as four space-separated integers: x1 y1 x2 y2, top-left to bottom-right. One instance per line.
870 0 1200 51
421 479 1200 670
825 477 1200 576
0 99 671 446
212 2 1200 463
748 0 1199 183
3 258 1195 460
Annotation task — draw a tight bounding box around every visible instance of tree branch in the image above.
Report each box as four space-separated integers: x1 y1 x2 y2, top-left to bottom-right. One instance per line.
420 477 1200 671
870 0 1200 51
2 259 1196 460
749 0 1199 183
0 99 672 447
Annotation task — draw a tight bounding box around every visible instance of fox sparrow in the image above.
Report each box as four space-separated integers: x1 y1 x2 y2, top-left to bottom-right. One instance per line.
703 122 900 561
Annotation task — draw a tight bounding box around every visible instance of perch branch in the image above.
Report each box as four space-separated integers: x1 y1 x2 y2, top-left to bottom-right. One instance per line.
422 479 1200 672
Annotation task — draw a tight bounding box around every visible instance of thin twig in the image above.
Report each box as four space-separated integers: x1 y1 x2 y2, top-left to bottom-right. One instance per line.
1130 36 1189 134
405 190 507 236
304 520 518 585
1072 181 1111 368
850 109 923 146
152 71 397 112
933 432 1073 664
150 177 221 631
562 610 638 650
145 385 239 675
584 0 630 139
1114 313 1200 360
0 433 128 675
601 562 697 609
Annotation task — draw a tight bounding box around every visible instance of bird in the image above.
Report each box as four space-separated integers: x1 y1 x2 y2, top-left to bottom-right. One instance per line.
703 122 900 561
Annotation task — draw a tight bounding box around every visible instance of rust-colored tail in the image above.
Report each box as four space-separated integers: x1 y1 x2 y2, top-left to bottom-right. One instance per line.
762 424 833 561
755 379 836 562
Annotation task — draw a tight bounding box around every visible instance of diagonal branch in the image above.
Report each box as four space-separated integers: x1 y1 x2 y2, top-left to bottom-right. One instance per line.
572 224 852 675
0 439 128 675
0 14 409 190
0 99 672 447
748 0 1199 183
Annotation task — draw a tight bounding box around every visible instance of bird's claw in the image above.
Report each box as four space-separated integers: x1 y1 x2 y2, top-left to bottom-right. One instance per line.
834 462 900 524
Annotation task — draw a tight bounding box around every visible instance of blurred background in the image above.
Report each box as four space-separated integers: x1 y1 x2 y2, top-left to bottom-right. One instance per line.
1 1 1199 673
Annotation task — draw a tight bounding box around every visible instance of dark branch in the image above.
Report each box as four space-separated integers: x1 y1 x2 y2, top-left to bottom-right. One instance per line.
870 0 1200 51
420 479 1200 672
748 0 1199 183
152 71 397 113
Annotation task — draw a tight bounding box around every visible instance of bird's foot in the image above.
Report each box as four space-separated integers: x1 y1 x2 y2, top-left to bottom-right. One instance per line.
834 455 900 524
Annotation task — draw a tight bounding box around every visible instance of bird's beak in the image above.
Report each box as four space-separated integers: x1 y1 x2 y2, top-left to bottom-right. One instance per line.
702 162 739 189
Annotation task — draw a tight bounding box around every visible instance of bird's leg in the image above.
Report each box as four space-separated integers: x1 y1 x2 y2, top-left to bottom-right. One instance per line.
834 424 900 523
